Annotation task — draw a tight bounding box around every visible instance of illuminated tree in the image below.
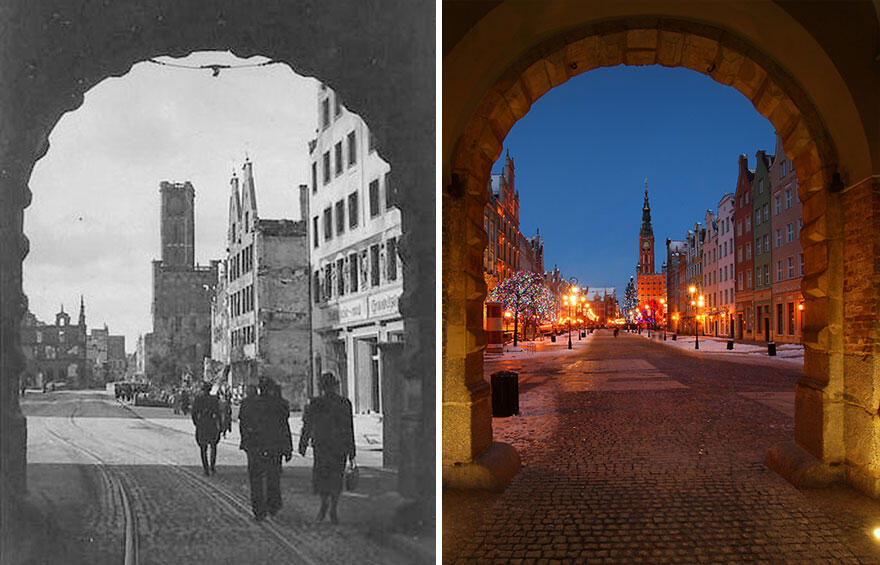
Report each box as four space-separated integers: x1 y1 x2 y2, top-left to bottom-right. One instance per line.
487 271 556 346
623 277 638 322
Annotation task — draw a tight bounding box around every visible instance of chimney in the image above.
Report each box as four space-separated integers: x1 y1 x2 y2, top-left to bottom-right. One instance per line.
298 184 309 223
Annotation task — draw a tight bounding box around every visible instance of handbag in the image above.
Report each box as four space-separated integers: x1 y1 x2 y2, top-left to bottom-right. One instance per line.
344 459 359 491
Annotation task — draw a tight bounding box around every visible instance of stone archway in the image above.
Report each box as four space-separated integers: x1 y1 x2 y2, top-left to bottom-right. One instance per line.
0 0 435 540
443 5 879 498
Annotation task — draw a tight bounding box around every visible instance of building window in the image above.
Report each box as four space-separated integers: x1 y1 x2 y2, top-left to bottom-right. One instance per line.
324 268 332 301
788 256 794 278
368 130 375 153
385 173 394 209
311 162 317 193
785 189 792 209
763 235 769 253
755 212 761 226
799 253 804 276
775 196 781 215
370 244 380 287
335 200 345 235
745 216 751 232
347 131 356 167
763 204 769 222
788 302 795 335
321 98 330 129
334 93 342 117
348 192 359 229
797 218 802 237
737 247 742 263
349 253 359 293
775 229 782 248
323 207 332 241
369 180 380 217
745 243 751 260
335 142 343 176
758 179 764 193
763 265 769 285
337 259 345 296
786 223 793 243
323 151 331 184
386 237 397 281
747 271 752 289
312 216 319 248
738 273 743 291
777 260 783 282
756 268 761 286
777 303 784 334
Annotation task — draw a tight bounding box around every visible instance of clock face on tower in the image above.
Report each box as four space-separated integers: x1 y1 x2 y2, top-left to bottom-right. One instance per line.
642 240 651 250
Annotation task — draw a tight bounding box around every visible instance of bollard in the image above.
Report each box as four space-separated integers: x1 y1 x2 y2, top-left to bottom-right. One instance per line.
768 341 776 356
485 302 503 354
672 334 676 341
727 340 734 350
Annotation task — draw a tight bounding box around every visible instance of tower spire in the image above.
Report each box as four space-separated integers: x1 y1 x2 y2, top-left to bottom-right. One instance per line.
640 179 653 238
78 294 86 327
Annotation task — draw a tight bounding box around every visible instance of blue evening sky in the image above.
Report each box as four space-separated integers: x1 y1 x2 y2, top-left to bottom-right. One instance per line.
493 65 776 296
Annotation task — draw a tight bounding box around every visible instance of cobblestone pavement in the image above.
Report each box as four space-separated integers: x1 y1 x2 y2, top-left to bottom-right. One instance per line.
24 391 418 564
444 330 880 564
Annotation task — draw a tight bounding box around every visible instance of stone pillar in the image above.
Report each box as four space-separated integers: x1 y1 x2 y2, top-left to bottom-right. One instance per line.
443 170 520 492
1 163 30 543
379 342 403 469
840 176 880 496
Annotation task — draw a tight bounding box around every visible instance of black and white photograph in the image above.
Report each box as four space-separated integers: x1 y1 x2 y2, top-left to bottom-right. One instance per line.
1 2 434 563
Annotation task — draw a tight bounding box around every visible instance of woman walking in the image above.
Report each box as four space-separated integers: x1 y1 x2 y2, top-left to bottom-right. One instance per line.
298 372 355 524
191 381 221 476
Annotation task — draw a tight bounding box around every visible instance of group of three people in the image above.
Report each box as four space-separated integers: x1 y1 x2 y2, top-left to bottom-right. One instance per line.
190 372 355 523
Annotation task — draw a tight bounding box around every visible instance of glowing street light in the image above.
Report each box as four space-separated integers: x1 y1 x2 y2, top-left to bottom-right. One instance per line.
689 286 701 350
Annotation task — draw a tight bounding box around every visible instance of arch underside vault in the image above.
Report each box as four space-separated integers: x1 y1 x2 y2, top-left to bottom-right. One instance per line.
0 0 435 541
443 9 880 498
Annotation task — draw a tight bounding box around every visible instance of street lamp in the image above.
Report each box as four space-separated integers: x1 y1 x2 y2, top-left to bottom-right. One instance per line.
567 278 578 350
688 285 704 350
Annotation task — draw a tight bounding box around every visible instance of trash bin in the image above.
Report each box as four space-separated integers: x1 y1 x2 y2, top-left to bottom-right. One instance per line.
550 335 556 343
491 370 519 417
768 341 777 356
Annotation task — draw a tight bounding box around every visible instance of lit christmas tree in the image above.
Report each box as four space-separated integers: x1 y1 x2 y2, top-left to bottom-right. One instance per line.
623 276 638 323
487 271 556 346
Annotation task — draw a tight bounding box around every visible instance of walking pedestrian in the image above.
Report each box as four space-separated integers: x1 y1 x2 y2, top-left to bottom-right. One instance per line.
191 382 221 476
239 378 292 521
298 372 356 525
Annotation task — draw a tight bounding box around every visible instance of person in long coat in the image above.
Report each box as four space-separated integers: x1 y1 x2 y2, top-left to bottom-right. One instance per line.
191 381 221 476
239 378 292 521
298 372 355 524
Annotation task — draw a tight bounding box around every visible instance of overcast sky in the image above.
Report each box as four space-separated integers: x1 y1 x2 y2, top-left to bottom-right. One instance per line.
493 65 777 297
25 52 319 350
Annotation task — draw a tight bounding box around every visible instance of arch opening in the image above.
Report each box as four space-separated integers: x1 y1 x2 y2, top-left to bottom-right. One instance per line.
443 13 879 503
1 3 435 558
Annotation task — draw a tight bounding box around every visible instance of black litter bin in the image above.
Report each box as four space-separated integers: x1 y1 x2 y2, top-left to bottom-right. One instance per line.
550 335 556 343
491 370 519 417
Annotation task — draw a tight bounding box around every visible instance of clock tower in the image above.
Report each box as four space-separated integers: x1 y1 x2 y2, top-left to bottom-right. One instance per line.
159 181 196 268
638 179 655 276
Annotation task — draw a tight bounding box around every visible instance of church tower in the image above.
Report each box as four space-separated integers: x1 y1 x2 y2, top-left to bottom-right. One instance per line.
638 179 655 276
159 181 195 268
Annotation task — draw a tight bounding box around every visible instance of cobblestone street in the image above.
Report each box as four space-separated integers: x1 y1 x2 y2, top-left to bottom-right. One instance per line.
444 330 880 563
23 391 423 564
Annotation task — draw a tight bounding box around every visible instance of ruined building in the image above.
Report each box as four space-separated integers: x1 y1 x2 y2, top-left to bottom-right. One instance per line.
142 181 217 385
210 160 311 408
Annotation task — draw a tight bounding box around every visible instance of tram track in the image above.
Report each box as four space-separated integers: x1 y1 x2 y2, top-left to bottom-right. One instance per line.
42 402 139 565
64 398 326 564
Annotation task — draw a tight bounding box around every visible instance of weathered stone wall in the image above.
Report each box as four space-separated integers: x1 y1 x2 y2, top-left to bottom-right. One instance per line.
256 228 311 411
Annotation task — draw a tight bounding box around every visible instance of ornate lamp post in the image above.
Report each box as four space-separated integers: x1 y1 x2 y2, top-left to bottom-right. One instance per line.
689 285 705 350
567 277 579 350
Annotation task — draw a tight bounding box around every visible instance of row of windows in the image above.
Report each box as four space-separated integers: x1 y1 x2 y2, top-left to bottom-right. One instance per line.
313 238 399 303
314 175 392 247
232 325 255 347
228 244 254 282
735 254 803 290
314 130 361 190
231 284 254 317
773 189 795 214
